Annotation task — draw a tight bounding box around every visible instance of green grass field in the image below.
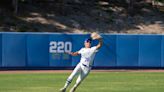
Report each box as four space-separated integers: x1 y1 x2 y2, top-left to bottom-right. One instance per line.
0 72 164 92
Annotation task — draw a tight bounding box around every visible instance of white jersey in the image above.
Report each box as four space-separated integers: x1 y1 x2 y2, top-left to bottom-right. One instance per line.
78 46 98 67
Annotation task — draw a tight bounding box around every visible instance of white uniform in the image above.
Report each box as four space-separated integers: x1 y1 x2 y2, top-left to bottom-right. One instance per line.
78 46 98 68
66 46 98 88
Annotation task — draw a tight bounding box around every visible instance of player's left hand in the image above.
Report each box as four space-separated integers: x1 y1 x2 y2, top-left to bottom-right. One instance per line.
91 32 102 40
65 52 72 55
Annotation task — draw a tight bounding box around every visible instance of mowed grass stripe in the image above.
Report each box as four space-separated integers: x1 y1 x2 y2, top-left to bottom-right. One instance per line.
0 72 164 92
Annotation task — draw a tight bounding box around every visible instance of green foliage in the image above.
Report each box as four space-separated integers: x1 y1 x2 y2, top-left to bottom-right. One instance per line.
155 0 164 2
17 24 29 32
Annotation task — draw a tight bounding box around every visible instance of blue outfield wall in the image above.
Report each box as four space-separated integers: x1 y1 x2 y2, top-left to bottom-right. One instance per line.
27 34 49 67
139 35 162 67
161 36 164 67
116 35 139 67
2 33 26 67
49 34 72 67
94 35 117 67
0 34 1 67
0 32 164 69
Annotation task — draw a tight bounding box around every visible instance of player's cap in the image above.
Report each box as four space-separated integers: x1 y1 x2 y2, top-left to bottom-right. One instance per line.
84 38 92 43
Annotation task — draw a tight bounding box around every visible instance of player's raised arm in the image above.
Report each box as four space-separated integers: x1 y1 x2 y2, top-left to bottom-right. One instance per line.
66 51 79 56
91 32 103 50
96 38 103 50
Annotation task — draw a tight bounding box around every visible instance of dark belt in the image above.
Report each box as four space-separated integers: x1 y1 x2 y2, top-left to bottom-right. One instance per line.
82 64 92 68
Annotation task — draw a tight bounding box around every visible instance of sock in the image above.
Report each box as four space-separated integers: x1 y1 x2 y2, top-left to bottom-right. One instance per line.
63 79 72 89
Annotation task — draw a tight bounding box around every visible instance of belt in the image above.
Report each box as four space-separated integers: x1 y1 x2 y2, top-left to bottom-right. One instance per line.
82 64 92 68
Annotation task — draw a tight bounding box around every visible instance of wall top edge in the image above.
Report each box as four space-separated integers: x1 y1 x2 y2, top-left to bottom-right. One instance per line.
0 32 163 35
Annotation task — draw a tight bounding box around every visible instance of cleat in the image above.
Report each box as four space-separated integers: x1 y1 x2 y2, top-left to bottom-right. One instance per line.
60 87 66 92
70 87 77 92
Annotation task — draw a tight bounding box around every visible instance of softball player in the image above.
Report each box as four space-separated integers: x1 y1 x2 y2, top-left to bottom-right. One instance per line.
60 33 103 92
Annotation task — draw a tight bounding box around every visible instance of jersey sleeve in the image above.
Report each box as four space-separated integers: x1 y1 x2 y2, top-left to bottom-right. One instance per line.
78 48 83 54
91 46 98 53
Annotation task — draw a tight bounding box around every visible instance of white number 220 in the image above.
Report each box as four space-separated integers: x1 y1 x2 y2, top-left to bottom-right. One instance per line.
49 41 72 53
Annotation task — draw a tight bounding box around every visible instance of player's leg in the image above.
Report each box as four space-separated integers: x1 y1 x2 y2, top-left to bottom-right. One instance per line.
70 66 91 92
60 63 81 92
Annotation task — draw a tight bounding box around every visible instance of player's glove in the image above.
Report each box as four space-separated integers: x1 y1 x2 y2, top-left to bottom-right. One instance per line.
91 32 102 40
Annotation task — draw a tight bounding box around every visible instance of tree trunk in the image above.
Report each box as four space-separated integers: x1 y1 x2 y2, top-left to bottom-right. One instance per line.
127 0 135 16
12 0 18 14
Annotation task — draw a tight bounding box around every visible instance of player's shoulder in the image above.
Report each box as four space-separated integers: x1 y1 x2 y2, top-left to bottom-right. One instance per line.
91 46 97 49
91 46 98 52
80 47 89 51
81 47 85 49
79 47 85 51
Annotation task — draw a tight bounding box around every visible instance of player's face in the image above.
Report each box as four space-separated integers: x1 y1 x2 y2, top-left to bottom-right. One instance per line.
84 42 91 48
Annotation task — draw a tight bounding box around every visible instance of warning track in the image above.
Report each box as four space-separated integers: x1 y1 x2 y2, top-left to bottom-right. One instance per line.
0 69 164 74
